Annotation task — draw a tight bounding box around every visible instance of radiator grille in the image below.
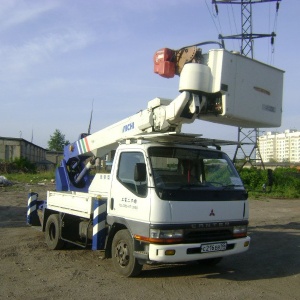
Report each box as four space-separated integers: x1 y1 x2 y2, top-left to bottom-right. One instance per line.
184 228 233 243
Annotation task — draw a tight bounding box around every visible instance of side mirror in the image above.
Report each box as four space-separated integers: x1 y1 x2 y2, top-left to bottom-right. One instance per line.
134 163 147 182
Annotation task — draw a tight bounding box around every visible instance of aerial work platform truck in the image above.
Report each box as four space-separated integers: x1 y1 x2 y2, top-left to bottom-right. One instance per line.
27 42 284 276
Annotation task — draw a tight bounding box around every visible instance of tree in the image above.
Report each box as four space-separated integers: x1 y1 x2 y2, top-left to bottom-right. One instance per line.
47 129 70 151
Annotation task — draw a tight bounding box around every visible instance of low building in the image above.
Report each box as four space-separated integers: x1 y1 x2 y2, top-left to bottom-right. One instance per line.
0 137 63 170
0 137 46 163
45 150 64 166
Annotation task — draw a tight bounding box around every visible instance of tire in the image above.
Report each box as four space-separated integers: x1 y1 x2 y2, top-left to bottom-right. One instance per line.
111 229 143 277
45 214 64 250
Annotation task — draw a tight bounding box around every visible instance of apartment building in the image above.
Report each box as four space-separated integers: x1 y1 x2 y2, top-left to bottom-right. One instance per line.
258 130 300 162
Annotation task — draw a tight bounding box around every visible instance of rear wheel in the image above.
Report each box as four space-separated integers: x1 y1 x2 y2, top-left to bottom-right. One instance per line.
45 214 64 250
111 229 143 277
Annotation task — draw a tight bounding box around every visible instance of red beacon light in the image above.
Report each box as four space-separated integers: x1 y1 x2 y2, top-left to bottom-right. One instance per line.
153 48 175 78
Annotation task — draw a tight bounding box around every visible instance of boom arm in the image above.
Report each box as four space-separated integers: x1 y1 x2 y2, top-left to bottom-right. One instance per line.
65 91 200 161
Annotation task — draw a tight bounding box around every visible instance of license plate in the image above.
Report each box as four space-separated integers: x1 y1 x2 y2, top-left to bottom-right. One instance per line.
201 242 227 253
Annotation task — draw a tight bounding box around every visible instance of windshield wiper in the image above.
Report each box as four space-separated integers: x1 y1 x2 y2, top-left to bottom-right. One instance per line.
178 183 208 190
177 183 244 190
222 184 244 189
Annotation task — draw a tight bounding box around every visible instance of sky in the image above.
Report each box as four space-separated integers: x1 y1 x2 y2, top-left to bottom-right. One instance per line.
1 0 298 158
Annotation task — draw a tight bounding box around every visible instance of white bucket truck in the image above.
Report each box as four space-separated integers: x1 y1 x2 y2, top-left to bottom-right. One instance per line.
27 42 284 277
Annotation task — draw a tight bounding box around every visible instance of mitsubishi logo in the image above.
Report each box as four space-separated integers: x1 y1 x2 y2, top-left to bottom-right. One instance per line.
209 209 215 216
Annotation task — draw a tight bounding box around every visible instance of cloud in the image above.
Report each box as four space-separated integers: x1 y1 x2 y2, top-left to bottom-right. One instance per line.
0 0 59 31
0 29 96 81
33 30 95 55
112 0 197 12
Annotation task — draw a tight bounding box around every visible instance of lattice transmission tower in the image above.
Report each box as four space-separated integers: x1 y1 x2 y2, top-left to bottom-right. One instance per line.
212 0 281 169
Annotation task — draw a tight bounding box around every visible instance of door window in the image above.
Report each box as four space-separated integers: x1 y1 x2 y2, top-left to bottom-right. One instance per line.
117 152 147 197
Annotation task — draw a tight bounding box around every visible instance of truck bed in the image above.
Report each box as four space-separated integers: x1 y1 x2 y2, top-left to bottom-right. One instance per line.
47 191 95 218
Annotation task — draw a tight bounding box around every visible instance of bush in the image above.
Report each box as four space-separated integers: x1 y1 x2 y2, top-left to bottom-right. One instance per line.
239 167 300 198
239 168 266 190
12 157 36 173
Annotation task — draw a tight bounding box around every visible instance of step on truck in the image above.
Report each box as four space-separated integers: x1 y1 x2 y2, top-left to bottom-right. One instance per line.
27 42 284 277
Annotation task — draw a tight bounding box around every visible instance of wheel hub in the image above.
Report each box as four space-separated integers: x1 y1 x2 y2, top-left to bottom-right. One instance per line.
115 241 129 267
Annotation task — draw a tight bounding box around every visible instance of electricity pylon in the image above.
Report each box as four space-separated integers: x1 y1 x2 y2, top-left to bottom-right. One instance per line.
212 0 281 169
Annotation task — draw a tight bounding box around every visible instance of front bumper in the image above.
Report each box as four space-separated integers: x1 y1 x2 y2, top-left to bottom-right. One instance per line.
148 236 250 263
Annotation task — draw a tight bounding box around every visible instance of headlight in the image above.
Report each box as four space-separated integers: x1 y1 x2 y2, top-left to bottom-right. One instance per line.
233 225 247 238
149 229 184 244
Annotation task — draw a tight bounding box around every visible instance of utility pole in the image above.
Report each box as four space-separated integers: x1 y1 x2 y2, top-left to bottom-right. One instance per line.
212 0 281 169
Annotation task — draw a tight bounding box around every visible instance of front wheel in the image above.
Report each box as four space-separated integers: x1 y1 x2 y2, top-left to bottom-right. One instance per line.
111 229 143 277
45 214 64 250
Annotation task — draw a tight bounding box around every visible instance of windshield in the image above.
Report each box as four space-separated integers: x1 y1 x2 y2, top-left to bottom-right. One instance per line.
149 146 243 191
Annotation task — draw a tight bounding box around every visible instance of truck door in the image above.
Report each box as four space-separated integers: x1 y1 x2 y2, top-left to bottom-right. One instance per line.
109 151 150 224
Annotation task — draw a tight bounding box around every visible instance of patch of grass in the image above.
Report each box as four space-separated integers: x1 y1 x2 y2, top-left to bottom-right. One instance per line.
5 171 55 184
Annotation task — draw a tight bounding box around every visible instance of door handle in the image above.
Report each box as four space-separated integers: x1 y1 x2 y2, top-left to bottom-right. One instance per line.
110 198 114 210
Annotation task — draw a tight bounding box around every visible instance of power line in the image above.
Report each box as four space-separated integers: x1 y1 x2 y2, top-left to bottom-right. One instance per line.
205 0 222 36
212 0 281 59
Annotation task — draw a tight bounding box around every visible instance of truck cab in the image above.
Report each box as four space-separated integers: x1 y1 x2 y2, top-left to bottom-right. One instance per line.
89 140 250 276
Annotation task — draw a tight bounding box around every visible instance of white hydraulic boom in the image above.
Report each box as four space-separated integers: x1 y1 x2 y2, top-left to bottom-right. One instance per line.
60 43 284 191
68 91 199 160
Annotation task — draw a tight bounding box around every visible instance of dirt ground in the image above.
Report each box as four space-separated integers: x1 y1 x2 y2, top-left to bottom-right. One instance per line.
0 183 299 300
